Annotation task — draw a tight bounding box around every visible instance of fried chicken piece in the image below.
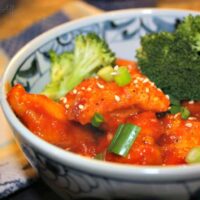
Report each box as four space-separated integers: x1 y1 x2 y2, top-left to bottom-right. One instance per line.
105 112 163 165
63 67 170 125
7 84 98 157
159 114 200 165
102 106 142 131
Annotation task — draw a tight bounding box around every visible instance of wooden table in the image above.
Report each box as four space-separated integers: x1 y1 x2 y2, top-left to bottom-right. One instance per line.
0 0 200 40
158 0 200 10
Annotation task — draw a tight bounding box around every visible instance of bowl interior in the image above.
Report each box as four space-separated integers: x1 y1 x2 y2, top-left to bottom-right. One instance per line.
2 9 200 182
10 9 188 94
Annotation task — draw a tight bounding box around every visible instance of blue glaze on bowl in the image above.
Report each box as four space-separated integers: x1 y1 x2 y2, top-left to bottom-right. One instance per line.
11 14 178 93
21 143 200 200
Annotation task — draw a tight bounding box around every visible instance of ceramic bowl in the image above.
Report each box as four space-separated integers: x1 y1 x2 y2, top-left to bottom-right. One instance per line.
1 9 200 200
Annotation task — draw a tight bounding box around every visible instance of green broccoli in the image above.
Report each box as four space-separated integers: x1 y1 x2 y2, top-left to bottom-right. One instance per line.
42 33 116 100
42 51 74 99
136 15 200 101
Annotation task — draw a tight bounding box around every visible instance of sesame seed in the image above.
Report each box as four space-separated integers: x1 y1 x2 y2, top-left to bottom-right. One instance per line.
81 87 85 90
185 123 192 128
137 77 143 81
114 95 121 102
65 104 70 109
140 77 144 81
188 117 197 120
174 113 180 118
95 75 99 79
150 82 155 87
87 87 92 91
97 82 104 89
133 79 138 84
111 71 118 76
60 97 67 104
188 100 194 104
167 123 172 128
142 149 146 153
143 78 149 83
78 104 84 110
114 65 119 71
73 89 77 94
166 95 170 100
145 88 149 93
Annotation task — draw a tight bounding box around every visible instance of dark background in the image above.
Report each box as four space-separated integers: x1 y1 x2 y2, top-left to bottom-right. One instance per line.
4 179 61 200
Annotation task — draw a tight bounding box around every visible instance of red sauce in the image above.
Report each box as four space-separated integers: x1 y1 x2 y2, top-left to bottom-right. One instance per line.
7 60 200 166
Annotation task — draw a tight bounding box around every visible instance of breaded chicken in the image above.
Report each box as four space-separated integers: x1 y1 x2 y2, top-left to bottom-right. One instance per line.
62 67 170 125
7 84 99 157
105 112 163 165
159 114 200 165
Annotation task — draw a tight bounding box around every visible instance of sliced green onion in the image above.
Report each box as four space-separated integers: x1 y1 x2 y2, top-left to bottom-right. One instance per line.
91 112 104 127
181 107 190 120
186 147 200 164
114 67 131 87
169 105 190 120
97 66 114 82
108 123 141 157
168 92 190 120
169 105 181 114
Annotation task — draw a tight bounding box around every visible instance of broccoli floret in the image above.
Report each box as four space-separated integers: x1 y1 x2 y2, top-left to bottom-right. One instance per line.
42 33 116 100
176 15 200 52
42 51 74 99
49 50 74 82
136 15 200 101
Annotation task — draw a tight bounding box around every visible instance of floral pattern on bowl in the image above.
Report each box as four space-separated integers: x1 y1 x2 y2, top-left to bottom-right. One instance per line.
12 15 179 92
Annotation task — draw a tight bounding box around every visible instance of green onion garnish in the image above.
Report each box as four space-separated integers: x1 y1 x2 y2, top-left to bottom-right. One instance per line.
186 147 200 164
169 105 190 120
108 123 141 157
91 112 104 127
169 96 181 114
114 67 131 87
97 66 114 82
169 96 190 119
169 105 181 114
181 107 190 120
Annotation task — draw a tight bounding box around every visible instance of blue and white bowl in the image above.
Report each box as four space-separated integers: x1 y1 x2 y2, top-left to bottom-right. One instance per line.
1 9 200 200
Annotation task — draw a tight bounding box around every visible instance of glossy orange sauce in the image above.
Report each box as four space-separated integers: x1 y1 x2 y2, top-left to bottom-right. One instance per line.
7 59 200 166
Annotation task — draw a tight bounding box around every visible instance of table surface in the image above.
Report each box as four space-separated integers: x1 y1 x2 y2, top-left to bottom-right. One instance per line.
0 0 200 40
1 0 200 199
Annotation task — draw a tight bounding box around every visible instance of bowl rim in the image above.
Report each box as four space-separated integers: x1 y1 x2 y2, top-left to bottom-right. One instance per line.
1 8 200 182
